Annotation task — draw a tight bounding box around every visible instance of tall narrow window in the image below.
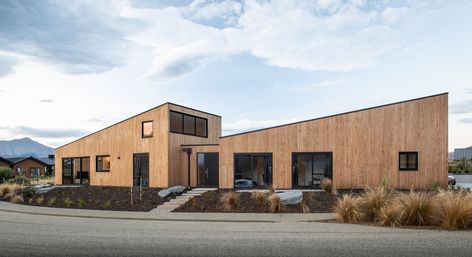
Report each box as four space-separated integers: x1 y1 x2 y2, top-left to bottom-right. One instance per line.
142 121 153 138
183 115 196 134
399 152 418 171
96 155 110 172
196 117 207 137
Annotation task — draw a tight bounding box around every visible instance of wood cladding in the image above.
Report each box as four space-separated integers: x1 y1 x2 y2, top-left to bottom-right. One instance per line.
218 94 448 189
55 103 220 188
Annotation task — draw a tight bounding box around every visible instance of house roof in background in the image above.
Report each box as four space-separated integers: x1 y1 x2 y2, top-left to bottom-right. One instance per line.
4 156 50 166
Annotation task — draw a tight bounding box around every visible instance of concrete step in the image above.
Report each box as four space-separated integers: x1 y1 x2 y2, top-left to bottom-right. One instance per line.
176 195 194 200
192 188 217 191
156 204 180 209
166 199 188 203
184 191 205 195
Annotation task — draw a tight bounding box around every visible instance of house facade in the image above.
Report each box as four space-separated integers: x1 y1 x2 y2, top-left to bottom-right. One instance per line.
0 156 49 178
55 93 448 189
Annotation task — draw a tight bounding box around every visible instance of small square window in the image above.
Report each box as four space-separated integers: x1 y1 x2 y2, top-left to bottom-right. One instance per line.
142 121 153 138
399 152 418 171
96 155 110 172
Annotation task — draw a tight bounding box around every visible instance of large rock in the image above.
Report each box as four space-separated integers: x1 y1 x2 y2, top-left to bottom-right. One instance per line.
277 190 303 205
158 185 188 198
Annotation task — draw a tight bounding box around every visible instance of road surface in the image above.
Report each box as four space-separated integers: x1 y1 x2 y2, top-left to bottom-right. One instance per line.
1 210 471 257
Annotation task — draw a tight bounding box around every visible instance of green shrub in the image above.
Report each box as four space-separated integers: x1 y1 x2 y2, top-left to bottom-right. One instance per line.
103 200 111 209
0 167 14 182
64 197 74 207
21 187 35 198
13 176 30 186
48 197 57 206
432 181 441 192
77 198 86 208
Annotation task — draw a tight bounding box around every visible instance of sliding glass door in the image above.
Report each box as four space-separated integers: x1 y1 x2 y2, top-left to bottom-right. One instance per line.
62 157 90 185
292 152 332 189
234 153 272 188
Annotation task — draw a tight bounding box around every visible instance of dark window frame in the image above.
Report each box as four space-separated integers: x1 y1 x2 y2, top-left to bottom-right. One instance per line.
169 110 208 138
96 155 111 172
233 152 273 189
399 151 418 171
141 120 153 138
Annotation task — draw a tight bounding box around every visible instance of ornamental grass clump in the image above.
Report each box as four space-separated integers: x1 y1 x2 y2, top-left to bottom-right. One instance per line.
10 195 24 204
268 194 284 213
251 191 267 207
359 186 392 222
395 191 435 226
221 191 240 211
432 191 472 230
334 194 362 223
377 204 401 227
321 178 334 195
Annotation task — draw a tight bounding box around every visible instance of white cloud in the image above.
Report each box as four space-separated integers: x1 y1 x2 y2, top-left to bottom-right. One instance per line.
223 118 299 135
452 100 472 114
459 117 472 124
287 79 344 92
123 0 410 80
382 7 410 25
40 99 53 103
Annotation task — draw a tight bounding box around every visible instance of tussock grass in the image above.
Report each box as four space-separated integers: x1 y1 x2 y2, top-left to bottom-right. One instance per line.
359 186 391 222
321 178 334 194
251 191 267 207
395 191 435 226
36 196 45 205
432 191 472 230
334 194 362 223
10 195 24 203
0 184 22 198
221 192 240 211
377 204 401 227
268 194 284 213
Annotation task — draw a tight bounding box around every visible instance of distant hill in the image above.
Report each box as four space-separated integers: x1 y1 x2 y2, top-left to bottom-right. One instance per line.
0 137 54 158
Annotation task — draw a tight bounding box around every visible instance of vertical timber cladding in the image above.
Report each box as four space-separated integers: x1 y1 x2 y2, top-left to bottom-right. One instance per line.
55 104 170 187
219 94 448 189
168 104 221 187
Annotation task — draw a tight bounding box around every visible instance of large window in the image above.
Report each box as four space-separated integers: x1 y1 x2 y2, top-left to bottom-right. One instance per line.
234 154 272 188
399 152 418 171
292 152 332 189
170 111 207 137
96 155 110 172
142 121 153 138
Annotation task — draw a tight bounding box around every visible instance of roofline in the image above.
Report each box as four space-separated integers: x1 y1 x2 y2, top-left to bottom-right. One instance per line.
56 102 221 150
220 92 449 139
6 156 50 166
0 156 13 165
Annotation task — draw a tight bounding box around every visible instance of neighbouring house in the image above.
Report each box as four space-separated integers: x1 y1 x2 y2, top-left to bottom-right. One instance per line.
55 93 448 189
0 156 50 178
38 155 55 176
453 147 472 161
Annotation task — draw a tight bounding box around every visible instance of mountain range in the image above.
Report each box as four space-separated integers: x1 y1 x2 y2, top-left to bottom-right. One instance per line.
0 137 54 157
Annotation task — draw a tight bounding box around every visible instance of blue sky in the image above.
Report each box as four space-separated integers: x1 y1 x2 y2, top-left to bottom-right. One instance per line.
0 0 471 150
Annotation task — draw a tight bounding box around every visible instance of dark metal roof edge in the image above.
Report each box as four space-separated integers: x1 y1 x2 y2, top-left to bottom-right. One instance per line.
220 92 449 139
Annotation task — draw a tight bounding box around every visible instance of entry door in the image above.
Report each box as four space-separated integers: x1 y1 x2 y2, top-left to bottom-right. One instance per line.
292 152 332 189
133 153 149 187
197 153 219 187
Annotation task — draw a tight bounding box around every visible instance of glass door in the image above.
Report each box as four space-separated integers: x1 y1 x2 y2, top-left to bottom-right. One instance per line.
234 153 272 188
133 153 149 187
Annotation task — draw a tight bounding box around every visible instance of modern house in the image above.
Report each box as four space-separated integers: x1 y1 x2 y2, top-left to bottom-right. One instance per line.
55 93 448 189
0 156 52 178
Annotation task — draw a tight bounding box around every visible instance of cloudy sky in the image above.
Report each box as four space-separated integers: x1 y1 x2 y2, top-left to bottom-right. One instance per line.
0 0 471 150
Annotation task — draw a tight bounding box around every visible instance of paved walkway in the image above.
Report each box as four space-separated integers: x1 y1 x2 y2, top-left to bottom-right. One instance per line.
154 187 217 212
0 201 334 223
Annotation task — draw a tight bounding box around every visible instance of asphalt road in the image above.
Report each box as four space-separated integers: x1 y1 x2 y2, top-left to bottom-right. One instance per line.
1 210 471 257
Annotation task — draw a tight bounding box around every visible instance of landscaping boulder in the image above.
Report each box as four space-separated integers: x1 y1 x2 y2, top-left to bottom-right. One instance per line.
33 184 54 194
158 185 187 198
277 190 303 205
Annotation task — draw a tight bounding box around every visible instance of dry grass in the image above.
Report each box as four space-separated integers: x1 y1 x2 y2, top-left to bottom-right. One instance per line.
432 191 472 230
36 196 45 205
268 186 275 194
10 195 24 203
300 202 311 213
1 184 20 197
251 191 267 207
268 194 284 213
359 186 391 222
221 191 240 211
377 204 401 227
321 178 334 194
394 191 435 226
3 193 14 201
334 194 362 223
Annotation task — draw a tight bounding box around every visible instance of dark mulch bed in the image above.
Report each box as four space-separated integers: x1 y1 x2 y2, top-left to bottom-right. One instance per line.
173 190 340 213
19 186 170 212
